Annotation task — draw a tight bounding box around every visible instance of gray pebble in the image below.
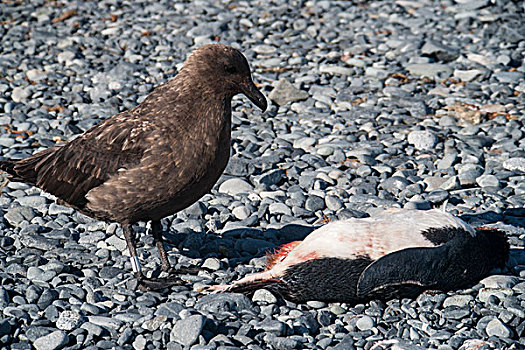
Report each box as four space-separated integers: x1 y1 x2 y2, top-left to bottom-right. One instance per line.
4 206 36 225
268 78 308 106
33 330 69 350
407 130 437 150
443 295 474 308
305 195 325 211
252 289 278 303
269 203 292 216
56 311 83 331
503 157 525 173
356 315 375 331
485 318 512 338
170 315 205 347
481 275 519 289
218 179 254 195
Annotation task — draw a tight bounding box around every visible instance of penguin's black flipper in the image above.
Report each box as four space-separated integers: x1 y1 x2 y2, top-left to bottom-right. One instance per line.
357 227 509 300
356 245 446 299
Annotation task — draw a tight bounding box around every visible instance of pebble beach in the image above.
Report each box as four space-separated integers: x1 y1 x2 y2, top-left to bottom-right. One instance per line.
0 0 524 349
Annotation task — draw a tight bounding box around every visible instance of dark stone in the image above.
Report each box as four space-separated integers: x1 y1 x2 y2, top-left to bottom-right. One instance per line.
195 294 255 313
99 266 123 279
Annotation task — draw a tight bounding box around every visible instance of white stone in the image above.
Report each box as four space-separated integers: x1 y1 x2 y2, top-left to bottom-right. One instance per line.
218 178 253 195
56 310 83 331
503 157 525 173
486 318 512 338
407 130 437 150
232 206 250 220
11 86 30 102
252 289 278 303
320 65 353 76
453 69 484 82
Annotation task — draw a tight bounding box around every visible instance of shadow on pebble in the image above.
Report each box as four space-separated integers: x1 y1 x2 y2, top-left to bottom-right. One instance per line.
168 224 316 269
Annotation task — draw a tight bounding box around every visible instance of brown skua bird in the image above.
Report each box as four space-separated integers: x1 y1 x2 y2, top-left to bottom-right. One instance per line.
0 44 267 290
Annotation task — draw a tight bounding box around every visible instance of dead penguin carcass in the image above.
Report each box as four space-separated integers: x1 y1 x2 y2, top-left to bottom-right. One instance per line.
0 44 267 290
205 209 509 303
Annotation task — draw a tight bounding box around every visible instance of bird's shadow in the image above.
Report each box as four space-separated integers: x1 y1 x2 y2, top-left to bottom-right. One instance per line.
167 223 317 270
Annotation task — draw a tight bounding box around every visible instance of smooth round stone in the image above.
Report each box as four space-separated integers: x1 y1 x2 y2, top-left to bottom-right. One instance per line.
423 177 447 191
294 137 317 150
330 305 346 315
356 315 375 331
407 130 437 150
305 196 325 211
201 258 221 271
404 200 431 210
218 178 254 195
476 174 500 188
306 301 326 308
232 205 250 220
169 315 205 347
480 275 519 289
15 195 48 207
325 195 343 211
33 330 69 350
478 287 513 303
269 203 292 216
443 295 474 308
317 145 334 156
382 176 410 194
442 306 470 319
438 115 457 126
252 44 277 54
485 318 512 338
27 266 44 280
